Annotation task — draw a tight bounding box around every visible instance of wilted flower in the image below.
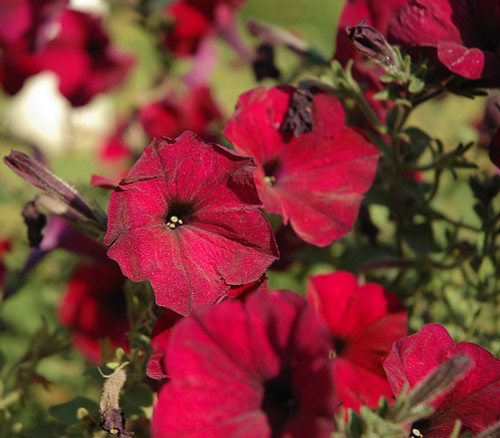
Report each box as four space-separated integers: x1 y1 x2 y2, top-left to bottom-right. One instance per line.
152 290 336 437
306 271 407 412
223 85 380 247
104 132 278 316
384 323 500 437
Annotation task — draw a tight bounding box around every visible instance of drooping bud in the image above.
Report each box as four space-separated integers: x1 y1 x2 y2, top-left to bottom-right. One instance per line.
4 151 96 223
346 18 397 70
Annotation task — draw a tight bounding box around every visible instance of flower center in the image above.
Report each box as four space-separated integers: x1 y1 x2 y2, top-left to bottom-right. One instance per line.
164 202 194 229
409 427 423 437
332 337 346 358
263 159 280 186
262 372 298 433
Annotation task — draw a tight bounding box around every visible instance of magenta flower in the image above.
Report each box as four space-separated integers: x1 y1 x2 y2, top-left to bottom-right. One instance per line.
104 132 278 316
223 85 380 247
388 0 500 82
384 323 500 437
152 290 336 438
306 271 407 413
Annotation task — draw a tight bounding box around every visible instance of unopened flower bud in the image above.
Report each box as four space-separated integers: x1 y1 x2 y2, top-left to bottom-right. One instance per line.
4 150 96 222
346 18 397 70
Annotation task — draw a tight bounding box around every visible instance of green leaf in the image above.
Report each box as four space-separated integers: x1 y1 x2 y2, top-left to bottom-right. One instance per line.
49 397 99 425
403 127 431 162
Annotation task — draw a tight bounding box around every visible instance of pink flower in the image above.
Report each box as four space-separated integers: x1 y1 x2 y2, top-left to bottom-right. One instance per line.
152 290 336 438
104 132 278 316
306 271 407 413
223 86 380 247
388 0 500 82
384 323 500 437
59 260 129 363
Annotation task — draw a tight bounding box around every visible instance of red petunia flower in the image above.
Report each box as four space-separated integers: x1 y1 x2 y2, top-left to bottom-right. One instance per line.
38 9 134 106
163 0 244 56
104 132 278 316
138 85 223 142
384 323 500 438
0 6 134 106
59 259 129 364
388 0 500 82
306 271 407 413
146 274 268 381
223 86 380 247
151 290 336 438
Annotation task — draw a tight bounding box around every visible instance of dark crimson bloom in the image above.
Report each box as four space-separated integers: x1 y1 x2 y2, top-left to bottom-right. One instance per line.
384 323 500 438
38 9 134 106
104 132 278 316
152 290 336 437
59 260 129 363
306 271 407 413
138 85 223 142
388 0 500 82
0 6 134 106
223 86 380 247
0 0 67 94
163 0 244 56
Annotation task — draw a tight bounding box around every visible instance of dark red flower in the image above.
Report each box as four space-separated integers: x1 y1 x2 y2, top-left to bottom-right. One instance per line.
38 9 134 106
388 0 500 82
59 260 129 364
152 290 336 437
163 0 243 56
223 86 380 247
384 323 500 438
0 6 134 106
138 85 223 142
104 132 278 316
306 271 407 413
